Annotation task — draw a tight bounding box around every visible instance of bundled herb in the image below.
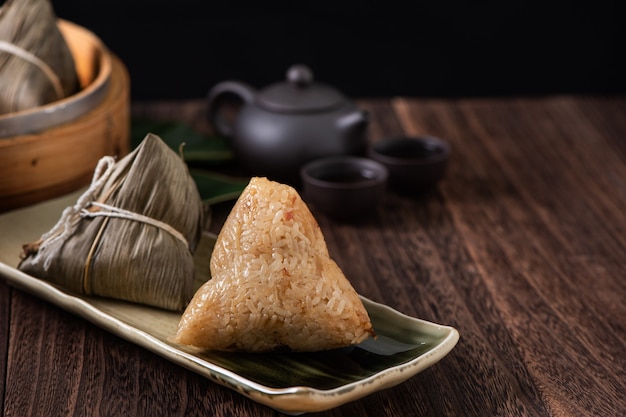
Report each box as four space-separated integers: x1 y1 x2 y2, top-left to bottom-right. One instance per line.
0 0 80 114
18 134 208 311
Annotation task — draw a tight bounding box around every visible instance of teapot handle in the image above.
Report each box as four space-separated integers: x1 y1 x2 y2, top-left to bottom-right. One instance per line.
206 81 256 137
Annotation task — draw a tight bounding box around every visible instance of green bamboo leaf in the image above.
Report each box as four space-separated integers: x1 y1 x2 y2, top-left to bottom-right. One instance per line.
131 118 248 204
131 118 233 163
190 169 249 205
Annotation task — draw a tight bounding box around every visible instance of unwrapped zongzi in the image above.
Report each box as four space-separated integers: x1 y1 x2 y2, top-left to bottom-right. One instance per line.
174 177 375 352
18 133 207 311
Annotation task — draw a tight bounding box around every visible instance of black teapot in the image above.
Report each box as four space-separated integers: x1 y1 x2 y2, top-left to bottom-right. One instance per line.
207 64 369 184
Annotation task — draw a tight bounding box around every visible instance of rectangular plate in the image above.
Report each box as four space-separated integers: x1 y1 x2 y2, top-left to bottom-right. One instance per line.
0 192 459 414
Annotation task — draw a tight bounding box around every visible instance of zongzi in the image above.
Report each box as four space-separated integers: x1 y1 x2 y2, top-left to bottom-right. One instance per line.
174 177 375 352
18 133 207 311
0 0 80 114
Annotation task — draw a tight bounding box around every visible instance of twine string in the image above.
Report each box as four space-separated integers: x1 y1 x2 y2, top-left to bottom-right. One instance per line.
0 40 65 101
26 153 191 271
31 156 117 270
80 202 189 250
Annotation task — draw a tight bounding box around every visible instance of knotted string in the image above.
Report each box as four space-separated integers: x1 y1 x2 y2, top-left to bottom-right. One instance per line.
28 156 117 270
26 154 191 271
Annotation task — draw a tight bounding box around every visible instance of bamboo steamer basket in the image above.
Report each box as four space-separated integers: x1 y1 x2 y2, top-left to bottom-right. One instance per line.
0 19 130 213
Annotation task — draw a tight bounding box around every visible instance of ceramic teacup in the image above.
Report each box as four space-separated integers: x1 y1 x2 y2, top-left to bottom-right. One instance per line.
300 156 388 220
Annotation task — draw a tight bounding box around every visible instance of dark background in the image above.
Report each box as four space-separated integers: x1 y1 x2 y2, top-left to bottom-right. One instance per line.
49 1 624 101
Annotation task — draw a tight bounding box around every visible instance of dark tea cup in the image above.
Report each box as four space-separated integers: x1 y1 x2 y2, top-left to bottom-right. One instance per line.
368 136 450 193
300 156 388 220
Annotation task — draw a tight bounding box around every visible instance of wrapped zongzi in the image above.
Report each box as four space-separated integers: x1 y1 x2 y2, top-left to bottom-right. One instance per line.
0 0 80 114
18 133 207 311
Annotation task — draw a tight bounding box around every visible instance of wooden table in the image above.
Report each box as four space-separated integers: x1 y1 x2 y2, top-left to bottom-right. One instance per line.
1 96 625 416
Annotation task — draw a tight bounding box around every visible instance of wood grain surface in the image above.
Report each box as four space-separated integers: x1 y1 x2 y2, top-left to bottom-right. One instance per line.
1 96 624 417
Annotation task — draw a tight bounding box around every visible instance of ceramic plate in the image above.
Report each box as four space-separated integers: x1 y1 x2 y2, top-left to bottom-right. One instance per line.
0 192 459 414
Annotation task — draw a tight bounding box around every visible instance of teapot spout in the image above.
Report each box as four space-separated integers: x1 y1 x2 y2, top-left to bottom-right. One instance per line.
337 109 370 153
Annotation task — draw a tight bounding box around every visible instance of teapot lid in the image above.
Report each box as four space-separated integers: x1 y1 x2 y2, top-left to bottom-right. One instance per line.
256 64 346 113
